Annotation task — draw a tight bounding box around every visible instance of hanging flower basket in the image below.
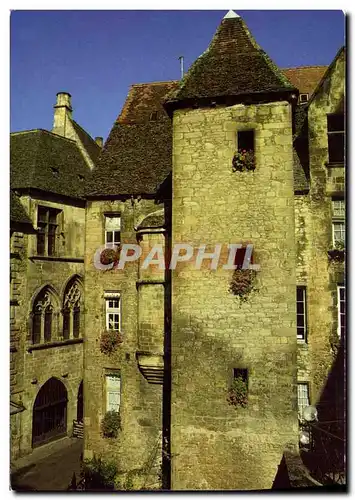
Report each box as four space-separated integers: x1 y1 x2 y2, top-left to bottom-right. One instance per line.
100 330 123 355
229 269 257 301
100 246 121 266
101 411 121 438
227 376 248 408
232 149 255 172
328 240 345 262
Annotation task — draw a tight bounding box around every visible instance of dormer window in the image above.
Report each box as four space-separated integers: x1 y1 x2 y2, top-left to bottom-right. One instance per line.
149 111 158 121
299 93 309 104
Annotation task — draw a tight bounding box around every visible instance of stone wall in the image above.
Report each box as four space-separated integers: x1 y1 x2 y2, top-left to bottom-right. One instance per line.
11 194 85 459
170 101 298 490
84 198 165 488
306 49 345 402
10 231 28 460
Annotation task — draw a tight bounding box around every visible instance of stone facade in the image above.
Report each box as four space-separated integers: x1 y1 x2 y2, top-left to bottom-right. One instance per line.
170 102 298 490
82 34 345 492
10 94 100 462
11 12 345 490
83 198 166 488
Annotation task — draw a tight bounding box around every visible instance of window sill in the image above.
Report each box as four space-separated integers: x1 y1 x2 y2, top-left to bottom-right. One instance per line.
27 337 83 352
136 279 165 288
29 255 84 263
325 161 345 168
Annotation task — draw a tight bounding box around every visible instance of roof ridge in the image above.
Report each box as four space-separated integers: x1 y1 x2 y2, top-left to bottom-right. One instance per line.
282 65 328 70
131 80 179 87
11 128 78 145
71 119 99 146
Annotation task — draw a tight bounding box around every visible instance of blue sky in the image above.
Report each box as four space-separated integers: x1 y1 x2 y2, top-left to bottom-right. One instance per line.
10 10 345 140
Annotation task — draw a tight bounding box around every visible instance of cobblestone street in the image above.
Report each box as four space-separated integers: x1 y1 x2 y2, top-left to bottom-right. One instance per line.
11 438 82 491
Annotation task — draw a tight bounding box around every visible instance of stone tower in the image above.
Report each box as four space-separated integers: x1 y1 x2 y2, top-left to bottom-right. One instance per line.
164 11 299 490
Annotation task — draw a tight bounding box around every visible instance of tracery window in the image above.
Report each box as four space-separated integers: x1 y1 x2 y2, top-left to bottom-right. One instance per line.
31 288 56 344
62 279 82 339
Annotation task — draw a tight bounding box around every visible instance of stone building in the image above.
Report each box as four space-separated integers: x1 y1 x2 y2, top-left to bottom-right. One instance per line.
83 11 345 490
10 92 101 461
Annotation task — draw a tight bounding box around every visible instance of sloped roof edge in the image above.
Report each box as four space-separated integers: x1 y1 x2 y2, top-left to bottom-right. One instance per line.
307 46 345 107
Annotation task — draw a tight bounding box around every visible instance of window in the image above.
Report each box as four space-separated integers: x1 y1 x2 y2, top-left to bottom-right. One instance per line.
149 111 158 121
73 306 80 338
31 287 56 344
37 206 61 256
62 278 82 340
299 93 309 104
62 307 70 340
233 368 248 386
106 373 121 412
296 286 307 342
234 245 254 269
105 215 121 246
332 199 345 246
32 308 42 344
237 130 255 153
297 383 310 419
333 222 345 246
105 292 121 331
332 199 345 218
44 305 53 342
327 113 344 163
337 286 345 338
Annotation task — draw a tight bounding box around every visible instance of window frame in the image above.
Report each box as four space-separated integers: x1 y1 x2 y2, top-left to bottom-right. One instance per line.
296 286 307 343
297 382 310 419
332 198 345 246
337 285 345 338
299 93 309 104
237 129 255 153
104 214 121 247
105 373 121 413
327 113 345 164
332 221 345 246
104 291 121 332
36 205 61 256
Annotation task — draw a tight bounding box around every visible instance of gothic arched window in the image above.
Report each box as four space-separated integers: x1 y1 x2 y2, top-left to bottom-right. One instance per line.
62 278 82 340
62 307 70 340
44 305 53 342
31 288 57 344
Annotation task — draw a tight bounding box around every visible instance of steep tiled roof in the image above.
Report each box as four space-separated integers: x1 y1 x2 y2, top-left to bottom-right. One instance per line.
11 130 91 199
281 66 327 97
165 15 296 109
71 120 102 164
10 190 34 228
86 82 178 197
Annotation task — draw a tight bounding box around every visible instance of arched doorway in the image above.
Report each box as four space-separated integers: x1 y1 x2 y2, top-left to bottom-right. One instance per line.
32 378 68 447
77 381 83 422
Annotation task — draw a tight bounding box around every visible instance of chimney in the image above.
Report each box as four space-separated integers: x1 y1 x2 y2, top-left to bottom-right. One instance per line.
52 92 72 137
95 137 103 148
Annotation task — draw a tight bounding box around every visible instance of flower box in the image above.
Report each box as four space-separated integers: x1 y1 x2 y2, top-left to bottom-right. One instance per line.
232 149 255 172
